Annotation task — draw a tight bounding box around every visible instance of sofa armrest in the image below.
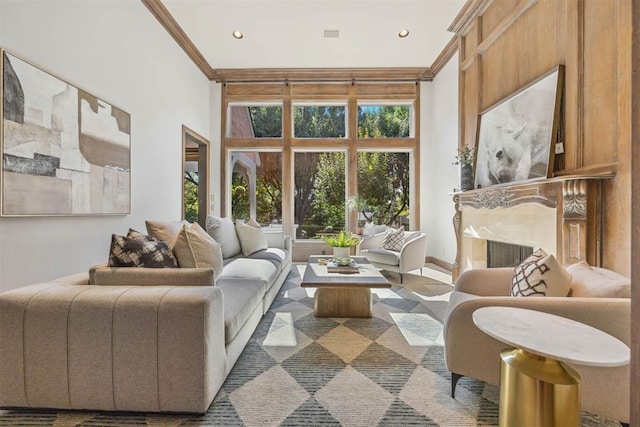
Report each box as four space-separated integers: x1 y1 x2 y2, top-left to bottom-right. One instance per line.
50 272 90 286
454 267 514 296
0 283 226 413
89 265 216 286
264 231 289 250
398 233 427 272
357 231 386 253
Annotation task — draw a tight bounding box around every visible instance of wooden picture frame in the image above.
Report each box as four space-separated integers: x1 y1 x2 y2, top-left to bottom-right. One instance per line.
474 65 564 189
1 49 130 216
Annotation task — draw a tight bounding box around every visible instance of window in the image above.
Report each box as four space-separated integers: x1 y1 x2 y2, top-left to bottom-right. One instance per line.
222 82 419 241
230 151 282 226
357 152 410 229
357 104 412 138
293 105 346 138
228 105 282 138
294 152 346 239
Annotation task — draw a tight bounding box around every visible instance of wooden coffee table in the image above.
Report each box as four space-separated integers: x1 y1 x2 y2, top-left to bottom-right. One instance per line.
301 255 391 318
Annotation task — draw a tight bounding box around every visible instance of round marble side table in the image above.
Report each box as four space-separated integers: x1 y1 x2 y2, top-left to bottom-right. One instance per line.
472 306 630 427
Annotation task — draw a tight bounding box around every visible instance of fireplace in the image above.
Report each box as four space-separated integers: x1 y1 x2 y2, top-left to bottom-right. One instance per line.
452 177 608 280
486 240 533 268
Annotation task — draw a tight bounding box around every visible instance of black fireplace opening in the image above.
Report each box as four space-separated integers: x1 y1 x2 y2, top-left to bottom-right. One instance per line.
486 240 534 268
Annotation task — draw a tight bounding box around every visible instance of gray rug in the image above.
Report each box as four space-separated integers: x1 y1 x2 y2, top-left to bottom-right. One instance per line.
0 267 619 426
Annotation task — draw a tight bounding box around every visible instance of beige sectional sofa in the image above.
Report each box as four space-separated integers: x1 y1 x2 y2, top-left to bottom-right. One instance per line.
0 229 291 414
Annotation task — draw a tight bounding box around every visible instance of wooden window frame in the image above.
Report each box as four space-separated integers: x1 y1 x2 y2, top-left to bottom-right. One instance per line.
221 81 420 241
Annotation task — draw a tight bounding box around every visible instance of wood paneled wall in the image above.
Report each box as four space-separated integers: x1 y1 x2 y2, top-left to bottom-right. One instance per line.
452 0 632 275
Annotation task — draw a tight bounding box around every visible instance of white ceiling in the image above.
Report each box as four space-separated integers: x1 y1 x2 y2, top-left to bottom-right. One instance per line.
162 0 465 70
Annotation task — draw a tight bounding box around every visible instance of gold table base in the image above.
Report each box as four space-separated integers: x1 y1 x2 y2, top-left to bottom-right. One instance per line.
499 348 581 427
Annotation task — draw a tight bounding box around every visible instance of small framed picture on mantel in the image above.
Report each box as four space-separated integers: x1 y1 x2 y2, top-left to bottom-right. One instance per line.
473 65 564 189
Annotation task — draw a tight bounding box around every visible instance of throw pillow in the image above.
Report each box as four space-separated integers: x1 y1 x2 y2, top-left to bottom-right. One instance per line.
235 218 268 256
172 223 223 281
108 234 178 268
510 249 571 297
382 227 405 251
145 220 188 247
565 261 631 298
205 216 242 258
127 228 154 242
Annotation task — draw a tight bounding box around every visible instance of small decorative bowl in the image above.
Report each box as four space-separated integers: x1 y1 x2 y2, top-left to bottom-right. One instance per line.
335 257 352 266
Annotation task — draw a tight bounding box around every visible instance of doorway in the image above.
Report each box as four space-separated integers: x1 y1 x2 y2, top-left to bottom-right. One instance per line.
182 125 209 227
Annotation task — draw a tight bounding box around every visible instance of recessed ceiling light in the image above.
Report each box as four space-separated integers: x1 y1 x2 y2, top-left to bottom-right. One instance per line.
398 29 410 38
232 30 244 40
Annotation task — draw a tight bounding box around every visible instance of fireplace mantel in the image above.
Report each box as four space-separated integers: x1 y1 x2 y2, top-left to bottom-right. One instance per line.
452 175 612 281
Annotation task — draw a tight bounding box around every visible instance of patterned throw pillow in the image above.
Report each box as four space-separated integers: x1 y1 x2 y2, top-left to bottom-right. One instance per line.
108 234 178 268
127 228 154 242
382 227 405 251
510 249 572 297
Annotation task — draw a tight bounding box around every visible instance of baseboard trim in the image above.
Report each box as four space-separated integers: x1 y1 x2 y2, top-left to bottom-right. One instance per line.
425 256 453 272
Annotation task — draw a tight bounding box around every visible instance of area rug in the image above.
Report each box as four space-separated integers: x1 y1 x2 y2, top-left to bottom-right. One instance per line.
0 267 619 426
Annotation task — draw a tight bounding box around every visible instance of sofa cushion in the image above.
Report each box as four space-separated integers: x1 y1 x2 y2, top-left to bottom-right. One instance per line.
219 259 278 291
247 248 286 266
216 279 264 343
382 227 405 251
172 223 223 280
89 265 215 286
510 249 571 297
235 218 268 256
145 220 187 247
205 216 242 259
566 261 631 298
362 248 400 267
108 234 178 268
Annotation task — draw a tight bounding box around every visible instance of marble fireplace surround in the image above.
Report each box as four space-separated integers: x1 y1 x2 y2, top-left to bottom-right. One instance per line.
452 176 610 281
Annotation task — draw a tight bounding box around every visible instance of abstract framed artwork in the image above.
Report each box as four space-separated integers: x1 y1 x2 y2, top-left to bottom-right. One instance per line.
1 49 130 216
474 65 564 189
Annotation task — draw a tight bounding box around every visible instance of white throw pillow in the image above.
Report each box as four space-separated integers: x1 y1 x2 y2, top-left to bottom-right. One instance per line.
205 216 242 259
566 261 630 298
510 249 572 297
172 223 223 281
235 218 268 256
382 227 405 251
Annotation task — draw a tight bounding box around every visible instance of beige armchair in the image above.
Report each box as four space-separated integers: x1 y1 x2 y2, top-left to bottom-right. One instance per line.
358 231 427 283
443 267 631 424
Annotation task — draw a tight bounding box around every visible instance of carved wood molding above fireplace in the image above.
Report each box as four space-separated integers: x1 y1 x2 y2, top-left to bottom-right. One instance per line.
452 175 613 281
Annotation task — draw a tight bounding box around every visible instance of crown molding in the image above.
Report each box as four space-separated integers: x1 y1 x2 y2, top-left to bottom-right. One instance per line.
448 0 493 35
214 67 432 83
429 36 459 77
141 0 219 80
142 0 454 83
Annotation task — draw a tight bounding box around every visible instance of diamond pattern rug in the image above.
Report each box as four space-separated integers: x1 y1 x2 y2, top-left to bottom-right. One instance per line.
0 266 620 426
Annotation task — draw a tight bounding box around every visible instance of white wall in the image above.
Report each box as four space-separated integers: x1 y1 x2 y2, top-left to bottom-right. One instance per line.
420 55 459 265
0 1 211 291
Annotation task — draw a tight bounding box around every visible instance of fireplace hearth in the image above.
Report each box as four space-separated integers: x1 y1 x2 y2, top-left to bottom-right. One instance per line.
486 240 533 268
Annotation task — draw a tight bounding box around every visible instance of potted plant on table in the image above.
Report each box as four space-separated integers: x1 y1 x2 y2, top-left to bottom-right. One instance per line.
453 145 475 191
323 230 361 259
